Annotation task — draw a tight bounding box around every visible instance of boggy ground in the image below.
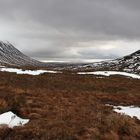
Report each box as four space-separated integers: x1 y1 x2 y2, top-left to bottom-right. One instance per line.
0 72 139 140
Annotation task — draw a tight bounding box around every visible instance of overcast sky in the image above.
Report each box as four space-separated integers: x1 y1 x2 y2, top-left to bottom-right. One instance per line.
0 0 140 62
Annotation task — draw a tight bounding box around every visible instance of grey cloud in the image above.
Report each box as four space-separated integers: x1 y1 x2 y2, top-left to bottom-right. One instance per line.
0 0 140 61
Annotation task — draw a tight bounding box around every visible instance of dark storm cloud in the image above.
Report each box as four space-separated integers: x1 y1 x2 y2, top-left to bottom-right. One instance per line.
0 0 140 61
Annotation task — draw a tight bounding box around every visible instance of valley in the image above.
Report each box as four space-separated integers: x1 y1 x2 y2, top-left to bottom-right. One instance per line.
0 42 139 139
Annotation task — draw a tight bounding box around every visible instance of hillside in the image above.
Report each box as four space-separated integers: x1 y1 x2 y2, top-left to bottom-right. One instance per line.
66 50 140 74
0 41 45 67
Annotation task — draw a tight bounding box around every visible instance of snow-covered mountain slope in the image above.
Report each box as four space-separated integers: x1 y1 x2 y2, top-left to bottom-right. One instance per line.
71 50 140 74
0 41 45 67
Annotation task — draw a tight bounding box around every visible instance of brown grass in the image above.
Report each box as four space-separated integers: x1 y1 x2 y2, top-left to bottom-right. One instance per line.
0 72 139 139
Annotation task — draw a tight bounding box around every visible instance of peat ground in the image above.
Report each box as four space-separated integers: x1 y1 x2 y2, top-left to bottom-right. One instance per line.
0 72 139 139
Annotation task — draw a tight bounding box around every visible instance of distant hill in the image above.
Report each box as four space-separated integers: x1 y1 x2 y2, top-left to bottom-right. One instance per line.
62 50 140 74
0 41 45 67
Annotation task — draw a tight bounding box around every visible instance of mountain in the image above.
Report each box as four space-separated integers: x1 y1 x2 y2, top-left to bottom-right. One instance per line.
64 50 140 74
0 41 45 67
0 41 139 74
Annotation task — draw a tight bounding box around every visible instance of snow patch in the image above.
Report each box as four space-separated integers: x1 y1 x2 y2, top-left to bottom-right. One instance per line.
0 68 60 75
0 111 29 128
78 71 140 79
111 105 140 120
0 66 5 68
